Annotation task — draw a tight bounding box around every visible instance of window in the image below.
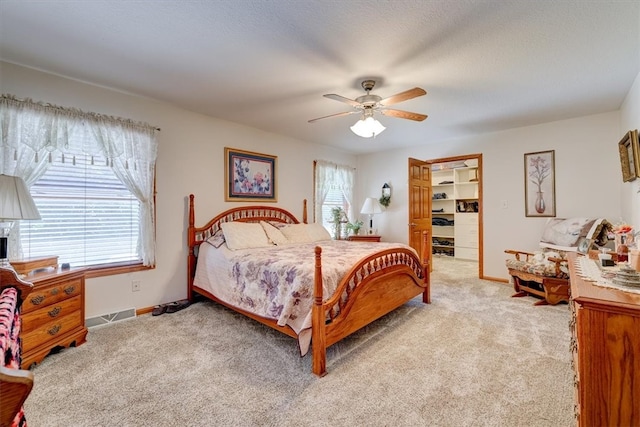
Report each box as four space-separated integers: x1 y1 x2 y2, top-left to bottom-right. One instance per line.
20 151 141 267
1 94 158 271
314 160 355 236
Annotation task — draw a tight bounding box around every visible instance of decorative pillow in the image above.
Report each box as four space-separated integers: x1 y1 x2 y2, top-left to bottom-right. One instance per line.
260 221 289 245
280 223 314 243
204 229 226 248
587 219 613 246
305 223 332 242
540 218 592 248
220 222 272 250
267 220 288 229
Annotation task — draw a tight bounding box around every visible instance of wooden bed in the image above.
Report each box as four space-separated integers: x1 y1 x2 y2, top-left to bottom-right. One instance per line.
187 194 430 376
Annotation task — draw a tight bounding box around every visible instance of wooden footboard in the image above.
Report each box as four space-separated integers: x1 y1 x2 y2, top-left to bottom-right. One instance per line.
312 232 430 376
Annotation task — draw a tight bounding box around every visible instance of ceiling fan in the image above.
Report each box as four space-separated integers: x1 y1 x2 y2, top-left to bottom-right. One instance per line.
308 79 427 137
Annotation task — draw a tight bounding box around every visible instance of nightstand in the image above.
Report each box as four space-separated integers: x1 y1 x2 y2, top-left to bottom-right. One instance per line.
347 235 381 242
19 268 87 368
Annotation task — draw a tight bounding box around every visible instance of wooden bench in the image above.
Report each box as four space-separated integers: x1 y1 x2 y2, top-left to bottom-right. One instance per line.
505 250 570 306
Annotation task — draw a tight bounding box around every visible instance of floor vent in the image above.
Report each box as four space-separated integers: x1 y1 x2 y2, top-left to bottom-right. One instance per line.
86 308 136 329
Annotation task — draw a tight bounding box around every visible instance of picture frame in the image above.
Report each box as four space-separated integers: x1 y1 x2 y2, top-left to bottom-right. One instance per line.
524 150 556 217
618 129 639 182
225 147 277 202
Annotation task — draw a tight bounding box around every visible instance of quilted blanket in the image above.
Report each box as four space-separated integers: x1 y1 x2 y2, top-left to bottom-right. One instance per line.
193 240 416 355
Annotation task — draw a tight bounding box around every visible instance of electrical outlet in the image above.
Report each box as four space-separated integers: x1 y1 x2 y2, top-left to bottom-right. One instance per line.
131 280 141 292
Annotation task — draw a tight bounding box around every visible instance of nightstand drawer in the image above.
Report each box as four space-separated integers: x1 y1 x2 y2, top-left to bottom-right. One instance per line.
19 268 87 368
21 295 82 334
21 310 83 353
22 277 82 314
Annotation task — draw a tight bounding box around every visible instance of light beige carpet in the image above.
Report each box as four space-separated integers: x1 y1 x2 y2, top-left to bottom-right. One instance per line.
24 257 573 426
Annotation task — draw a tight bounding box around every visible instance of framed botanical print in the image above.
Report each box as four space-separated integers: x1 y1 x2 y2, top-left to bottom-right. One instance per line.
618 129 639 182
225 147 277 202
524 150 556 217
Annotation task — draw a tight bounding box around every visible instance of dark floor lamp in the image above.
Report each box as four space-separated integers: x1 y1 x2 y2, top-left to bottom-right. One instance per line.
0 174 41 268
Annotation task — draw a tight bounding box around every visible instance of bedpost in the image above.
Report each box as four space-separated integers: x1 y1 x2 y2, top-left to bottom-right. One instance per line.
303 199 308 224
421 230 431 304
187 194 196 302
312 246 327 377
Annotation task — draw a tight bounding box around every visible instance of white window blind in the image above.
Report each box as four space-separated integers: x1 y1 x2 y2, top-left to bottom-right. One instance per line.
20 144 140 267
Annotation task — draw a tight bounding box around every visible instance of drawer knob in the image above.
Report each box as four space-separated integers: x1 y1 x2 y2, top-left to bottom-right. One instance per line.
50 288 60 296
48 324 61 336
64 286 75 295
31 295 46 305
48 306 62 318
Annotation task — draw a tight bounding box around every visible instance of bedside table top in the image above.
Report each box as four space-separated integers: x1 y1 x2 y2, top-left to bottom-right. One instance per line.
347 235 381 242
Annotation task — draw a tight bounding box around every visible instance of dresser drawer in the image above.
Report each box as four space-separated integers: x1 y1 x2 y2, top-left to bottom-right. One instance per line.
21 310 83 353
455 224 478 247
22 277 82 314
21 295 82 334
455 213 478 225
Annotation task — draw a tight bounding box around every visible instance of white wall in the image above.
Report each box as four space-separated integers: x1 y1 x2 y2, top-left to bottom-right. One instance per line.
620 71 640 227
0 61 356 318
357 111 622 280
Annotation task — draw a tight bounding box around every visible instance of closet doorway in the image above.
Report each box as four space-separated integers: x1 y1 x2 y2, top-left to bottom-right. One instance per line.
427 154 483 277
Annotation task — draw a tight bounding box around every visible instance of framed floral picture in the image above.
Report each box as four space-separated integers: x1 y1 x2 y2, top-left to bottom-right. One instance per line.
225 147 277 202
524 150 556 217
618 129 639 182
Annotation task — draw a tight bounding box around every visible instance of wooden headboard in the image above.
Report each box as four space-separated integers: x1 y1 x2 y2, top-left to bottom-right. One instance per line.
186 194 307 299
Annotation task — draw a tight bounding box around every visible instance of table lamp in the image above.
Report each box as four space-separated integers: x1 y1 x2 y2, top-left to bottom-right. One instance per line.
0 174 41 268
360 197 382 234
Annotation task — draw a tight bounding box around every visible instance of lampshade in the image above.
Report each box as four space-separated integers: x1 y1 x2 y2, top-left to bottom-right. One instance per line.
0 174 41 220
350 117 386 138
360 197 383 215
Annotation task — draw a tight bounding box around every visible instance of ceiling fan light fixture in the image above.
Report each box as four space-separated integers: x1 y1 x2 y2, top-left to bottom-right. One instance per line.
350 116 386 138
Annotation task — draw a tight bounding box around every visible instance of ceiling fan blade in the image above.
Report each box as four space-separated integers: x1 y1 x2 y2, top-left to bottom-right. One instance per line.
380 108 428 122
323 94 361 107
308 111 358 123
379 87 427 106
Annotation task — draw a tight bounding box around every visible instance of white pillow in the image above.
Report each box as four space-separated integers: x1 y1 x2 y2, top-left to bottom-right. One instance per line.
220 222 272 250
260 221 289 245
280 223 314 243
306 223 332 242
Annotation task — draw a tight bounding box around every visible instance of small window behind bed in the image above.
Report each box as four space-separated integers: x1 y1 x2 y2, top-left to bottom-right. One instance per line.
314 160 355 236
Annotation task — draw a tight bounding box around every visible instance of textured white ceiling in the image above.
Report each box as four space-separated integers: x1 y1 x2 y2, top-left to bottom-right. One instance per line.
1 1 639 154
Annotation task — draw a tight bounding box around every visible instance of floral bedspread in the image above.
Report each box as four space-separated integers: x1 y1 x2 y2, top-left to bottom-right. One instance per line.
193 240 416 355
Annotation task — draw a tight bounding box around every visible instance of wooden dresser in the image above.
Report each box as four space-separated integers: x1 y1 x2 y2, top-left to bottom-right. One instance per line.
568 253 640 426
19 268 87 368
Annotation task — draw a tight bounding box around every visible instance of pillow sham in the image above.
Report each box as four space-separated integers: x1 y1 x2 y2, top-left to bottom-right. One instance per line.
306 223 332 242
220 222 272 250
260 221 289 245
205 229 226 248
280 223 313 243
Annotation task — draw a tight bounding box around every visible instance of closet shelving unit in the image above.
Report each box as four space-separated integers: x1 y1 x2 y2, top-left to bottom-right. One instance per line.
431 164 479 260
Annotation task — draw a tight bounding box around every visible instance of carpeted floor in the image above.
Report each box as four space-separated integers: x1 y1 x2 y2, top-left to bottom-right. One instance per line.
24 257 573 426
